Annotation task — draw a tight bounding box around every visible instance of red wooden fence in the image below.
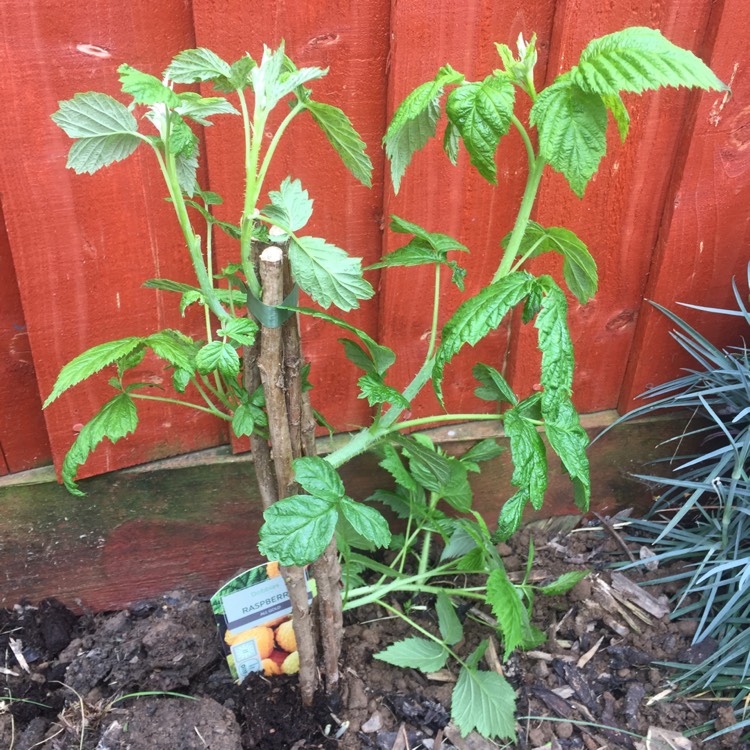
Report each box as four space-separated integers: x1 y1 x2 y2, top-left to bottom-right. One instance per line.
0 0 747 479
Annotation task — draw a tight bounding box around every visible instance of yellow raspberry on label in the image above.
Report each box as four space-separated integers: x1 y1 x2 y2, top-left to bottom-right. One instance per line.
224 626 274 659
262 658 282 676
281 650 299 675
266 561 280 578
275 619 297 653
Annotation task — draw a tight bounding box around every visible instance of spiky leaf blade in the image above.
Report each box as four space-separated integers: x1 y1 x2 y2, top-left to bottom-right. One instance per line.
530 80 608 197
573 27 728 96
44 337 145 407
434 273 533 404
374 638 449 673
62 394 138 495
445 75 515 182
452 667 516 740
384 65 465 192
289 236 374 311
52 93 142 174
305 99 373 187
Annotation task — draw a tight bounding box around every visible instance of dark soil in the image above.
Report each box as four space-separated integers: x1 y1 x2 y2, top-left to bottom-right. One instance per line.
1 521 744 750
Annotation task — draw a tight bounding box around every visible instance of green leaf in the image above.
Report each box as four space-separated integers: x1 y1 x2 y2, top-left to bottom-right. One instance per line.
461 438 504 467
175 93 239 125
443 120 460 164
504 407 547 510
289 236 374 311
213 56 257 92
293 456 345 502
464 640 489 669
473 363 517 406
367 238 467 290
440 525 478 561
436 591 464 645
216 317 258 346
487 567 529 659
531 80 608 197
44 337 144 407
231 403 255 438
389 215 469 254
195 340 240 378
174 146 199 197
374 637 449 673
384 65 465 192
262 178 314 236
401 437 472 512
251 44 326 110
52 92 142 174
539 569 589 596
535 281 591 510
506 221 598 304
145 330 196 373
172 368 191 393
62 394 138 495
258 494 338 566
494 493 527 543
452 666 516 740
339 497 391 549
357 373 410 409
378 444 419 494
445 75 515 182
165 48 233 83
118 64 180 106
573 27 728 97
434 272 533 404
602 93 630 141
291 307 395 375
304 99 373 187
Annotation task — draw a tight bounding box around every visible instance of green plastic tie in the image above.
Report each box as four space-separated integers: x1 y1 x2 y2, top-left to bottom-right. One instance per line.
247 285 299 328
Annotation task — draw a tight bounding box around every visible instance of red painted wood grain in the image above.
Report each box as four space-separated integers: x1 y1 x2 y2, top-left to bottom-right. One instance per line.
620 0 749 409
505 0 718 414
0 1 228 480
378 0 558 420
191 0 390 439
0 203 52 473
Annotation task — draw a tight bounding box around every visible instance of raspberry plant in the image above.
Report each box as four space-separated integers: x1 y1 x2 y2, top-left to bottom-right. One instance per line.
47 27 725 740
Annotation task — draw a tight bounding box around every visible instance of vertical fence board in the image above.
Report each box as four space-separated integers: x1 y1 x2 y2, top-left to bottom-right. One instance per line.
380 0 557 420
0 1 227 480
191 0 390 437
620 0 748 409
0 204 52 473
505 0 716 413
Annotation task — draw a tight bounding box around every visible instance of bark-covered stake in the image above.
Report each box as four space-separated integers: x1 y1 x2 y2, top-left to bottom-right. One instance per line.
46 30 727 739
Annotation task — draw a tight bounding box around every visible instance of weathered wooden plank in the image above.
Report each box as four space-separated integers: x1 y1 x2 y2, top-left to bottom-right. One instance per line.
379 0 558 419
0 204 51 473
0 1 228 479
506 0 717 413
0 413 679 611
191 1 390 439
620 0 748 409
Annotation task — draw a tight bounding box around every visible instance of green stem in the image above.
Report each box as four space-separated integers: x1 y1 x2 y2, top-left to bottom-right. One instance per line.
256 102 305 193
418 491 440 577
131 393 231 420
325 355 436 469
425 264 442 360
237 89 263 298
493 155 546 282
386 412 502 435
511 114 536 171
152 144 229 322
343 582 485 613
510 234 547 274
